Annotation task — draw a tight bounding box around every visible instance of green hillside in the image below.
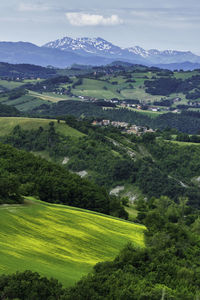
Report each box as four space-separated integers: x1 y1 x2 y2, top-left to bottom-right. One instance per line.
0 198 145 287
72 78 123 99
0 94 46 111
28 91 76 102
1 67 200 114
0 79 25 90
0 117 84 138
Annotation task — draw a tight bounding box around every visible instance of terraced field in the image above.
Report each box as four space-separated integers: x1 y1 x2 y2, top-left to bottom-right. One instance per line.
0 199 145 287
0 117 84 138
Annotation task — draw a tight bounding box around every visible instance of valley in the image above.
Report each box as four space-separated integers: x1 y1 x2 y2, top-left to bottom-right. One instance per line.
1 116 200 209
1 63 200 125
1 0 200 295
0 62 200 299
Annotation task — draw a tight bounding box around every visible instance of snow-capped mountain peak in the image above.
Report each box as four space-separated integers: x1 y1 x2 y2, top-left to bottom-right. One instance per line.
43 36 200 65
127 46 149 57
43 37 122 55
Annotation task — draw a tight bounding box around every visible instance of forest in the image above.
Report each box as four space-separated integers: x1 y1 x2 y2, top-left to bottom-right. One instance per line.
0 103 20 116
0 62 57 79
64 195 200 299
144 75 200 99
0 119 200 299
0 142 127 218
31 101 200 134
1 119 200 209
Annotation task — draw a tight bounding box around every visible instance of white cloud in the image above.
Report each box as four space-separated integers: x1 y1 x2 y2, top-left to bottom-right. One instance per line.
65 12 123 26
18 3 50 12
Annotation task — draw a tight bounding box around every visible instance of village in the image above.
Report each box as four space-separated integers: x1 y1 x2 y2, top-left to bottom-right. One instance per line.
92 119 155 135
74 95 183 113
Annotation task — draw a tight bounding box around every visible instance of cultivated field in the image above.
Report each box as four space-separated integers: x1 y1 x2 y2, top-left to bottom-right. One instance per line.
0 199 145 287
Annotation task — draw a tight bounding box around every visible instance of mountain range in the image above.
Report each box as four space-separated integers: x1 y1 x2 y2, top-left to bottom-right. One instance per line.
44 37 200 65
0 37 200 70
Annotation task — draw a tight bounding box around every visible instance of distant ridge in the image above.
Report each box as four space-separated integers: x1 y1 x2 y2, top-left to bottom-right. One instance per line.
0 41 114 68
0 37 199 69
154 61 200 71
43 36 200 66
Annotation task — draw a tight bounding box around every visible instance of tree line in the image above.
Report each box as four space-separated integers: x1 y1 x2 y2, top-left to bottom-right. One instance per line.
0 142 127 218
2 120 200 209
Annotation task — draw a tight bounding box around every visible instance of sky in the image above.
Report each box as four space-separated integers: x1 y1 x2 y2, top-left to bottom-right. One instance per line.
0 0 200 54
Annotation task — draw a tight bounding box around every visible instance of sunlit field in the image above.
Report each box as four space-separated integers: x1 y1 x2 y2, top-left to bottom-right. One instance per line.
0 198 145 287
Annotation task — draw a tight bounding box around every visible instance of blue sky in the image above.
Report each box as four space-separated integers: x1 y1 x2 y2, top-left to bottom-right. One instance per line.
0 0 199 53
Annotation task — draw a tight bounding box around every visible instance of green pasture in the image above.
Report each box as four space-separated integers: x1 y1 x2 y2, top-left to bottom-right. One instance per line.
0 80 24 90
109 75 127 84
0 117 84 138
169 140 200 146
0 93 47 112
28 91 75 103
173 71 199 80
0 96 9 104
23 79 44 84
72 78 123 99
70 76 162 101
2 94 45 111
126 107 164 118
120 88 159 102
1 90 74 111
0 198 145 287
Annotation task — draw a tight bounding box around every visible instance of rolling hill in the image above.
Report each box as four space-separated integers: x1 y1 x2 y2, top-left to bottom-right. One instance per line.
1 63 200 113
0 117 84 138
0 62 57 79
0 198 145 287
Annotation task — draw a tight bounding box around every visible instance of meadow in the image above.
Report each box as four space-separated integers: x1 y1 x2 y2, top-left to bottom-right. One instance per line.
1 94 46 111
169 140 200 146
0 117 84 138
0 80 24 90
0 198 145 287
28 91 76 103
1 70 198 113
72 78 123 99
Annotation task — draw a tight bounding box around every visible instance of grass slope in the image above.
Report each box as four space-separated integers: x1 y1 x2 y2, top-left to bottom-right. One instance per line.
28 91 76 103
0 117 84 138
0 199 145 287
1 95 45 111
169 140 200 146
0 80 24 89
72 78 123 100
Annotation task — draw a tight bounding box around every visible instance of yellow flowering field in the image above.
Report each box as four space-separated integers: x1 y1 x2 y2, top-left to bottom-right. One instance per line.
0 198 145 287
